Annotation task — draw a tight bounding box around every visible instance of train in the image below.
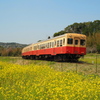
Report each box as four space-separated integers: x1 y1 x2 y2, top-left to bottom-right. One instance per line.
22 33 86 62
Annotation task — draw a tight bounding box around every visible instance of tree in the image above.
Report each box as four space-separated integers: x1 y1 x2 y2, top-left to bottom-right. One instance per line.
0 46 4 56
53 30 66 37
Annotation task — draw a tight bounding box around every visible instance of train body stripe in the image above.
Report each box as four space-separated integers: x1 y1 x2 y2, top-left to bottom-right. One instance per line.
22 46 86 56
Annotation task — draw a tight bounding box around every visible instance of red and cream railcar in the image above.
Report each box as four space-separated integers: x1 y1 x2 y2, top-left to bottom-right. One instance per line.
22 33 86 61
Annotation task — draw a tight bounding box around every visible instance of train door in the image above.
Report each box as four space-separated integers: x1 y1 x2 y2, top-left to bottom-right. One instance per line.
74 38 80 54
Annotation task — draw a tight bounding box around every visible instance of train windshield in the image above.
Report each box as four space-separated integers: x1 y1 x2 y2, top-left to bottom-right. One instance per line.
67 38 73 44
75 40 78 45
80 39 85 46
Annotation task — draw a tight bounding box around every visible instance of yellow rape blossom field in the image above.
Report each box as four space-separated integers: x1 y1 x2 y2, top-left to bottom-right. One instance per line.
0 60 100 100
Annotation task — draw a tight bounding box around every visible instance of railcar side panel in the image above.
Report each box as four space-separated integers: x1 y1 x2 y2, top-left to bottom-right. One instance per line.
22 46 86 56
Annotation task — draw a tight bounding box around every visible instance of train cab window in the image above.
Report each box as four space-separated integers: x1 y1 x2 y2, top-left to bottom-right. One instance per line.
57 40 59 47
67 38 73 44
75 40 78 45
63 38 65 45
60 40 62 46
80 39 85 46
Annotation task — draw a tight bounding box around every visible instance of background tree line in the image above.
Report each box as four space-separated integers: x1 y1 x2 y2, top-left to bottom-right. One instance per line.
0 46 22 56
0 42 27 57
53 20 100 53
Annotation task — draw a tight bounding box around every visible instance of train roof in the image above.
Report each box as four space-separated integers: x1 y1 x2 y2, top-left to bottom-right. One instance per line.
36 33 86 44
23 33 86 49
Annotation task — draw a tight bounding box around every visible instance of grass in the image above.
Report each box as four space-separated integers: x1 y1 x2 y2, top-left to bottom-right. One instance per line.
79 53 100 64
0 54 100 75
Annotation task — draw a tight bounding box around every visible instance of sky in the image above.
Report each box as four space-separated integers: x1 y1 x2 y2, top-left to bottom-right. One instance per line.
0 0 100 44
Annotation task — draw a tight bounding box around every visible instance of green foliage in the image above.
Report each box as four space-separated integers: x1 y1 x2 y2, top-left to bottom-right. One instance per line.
97 45 100 53
80 54 100 64
64 20 100 36
86 33 100 53
53 20 100 37
0 46 4 56
53 30 66 37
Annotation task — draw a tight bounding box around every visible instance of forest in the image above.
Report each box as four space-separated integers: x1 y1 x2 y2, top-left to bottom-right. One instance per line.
53 20 100 53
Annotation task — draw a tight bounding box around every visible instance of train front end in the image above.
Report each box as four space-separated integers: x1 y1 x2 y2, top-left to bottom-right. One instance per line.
64 33 86 61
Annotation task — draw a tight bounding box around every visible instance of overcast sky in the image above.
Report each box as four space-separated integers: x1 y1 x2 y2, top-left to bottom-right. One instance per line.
0 0 100 44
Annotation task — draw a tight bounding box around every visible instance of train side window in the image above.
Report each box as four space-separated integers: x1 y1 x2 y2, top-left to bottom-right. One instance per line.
52 42 54 47
50 42 51 48
35 46 36 50
48 43 49 48
60 40 62 46
41 44 42 49
37 45 38 50
55 41 56 46
50 42 52 48
41 44 45 49
38 45 40 49
57 40 59 47
47 43 48 48
80 39 85 46
40 45 41 49
67 38 73 44
63 38 65 45
42 44 44 49
75 40 78 45
34 46 35 50
43 44 44 49
45 43 47 48
30 47 32 50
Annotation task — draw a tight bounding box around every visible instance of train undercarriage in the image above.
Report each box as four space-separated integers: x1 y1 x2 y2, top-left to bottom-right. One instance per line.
22 54 83 62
